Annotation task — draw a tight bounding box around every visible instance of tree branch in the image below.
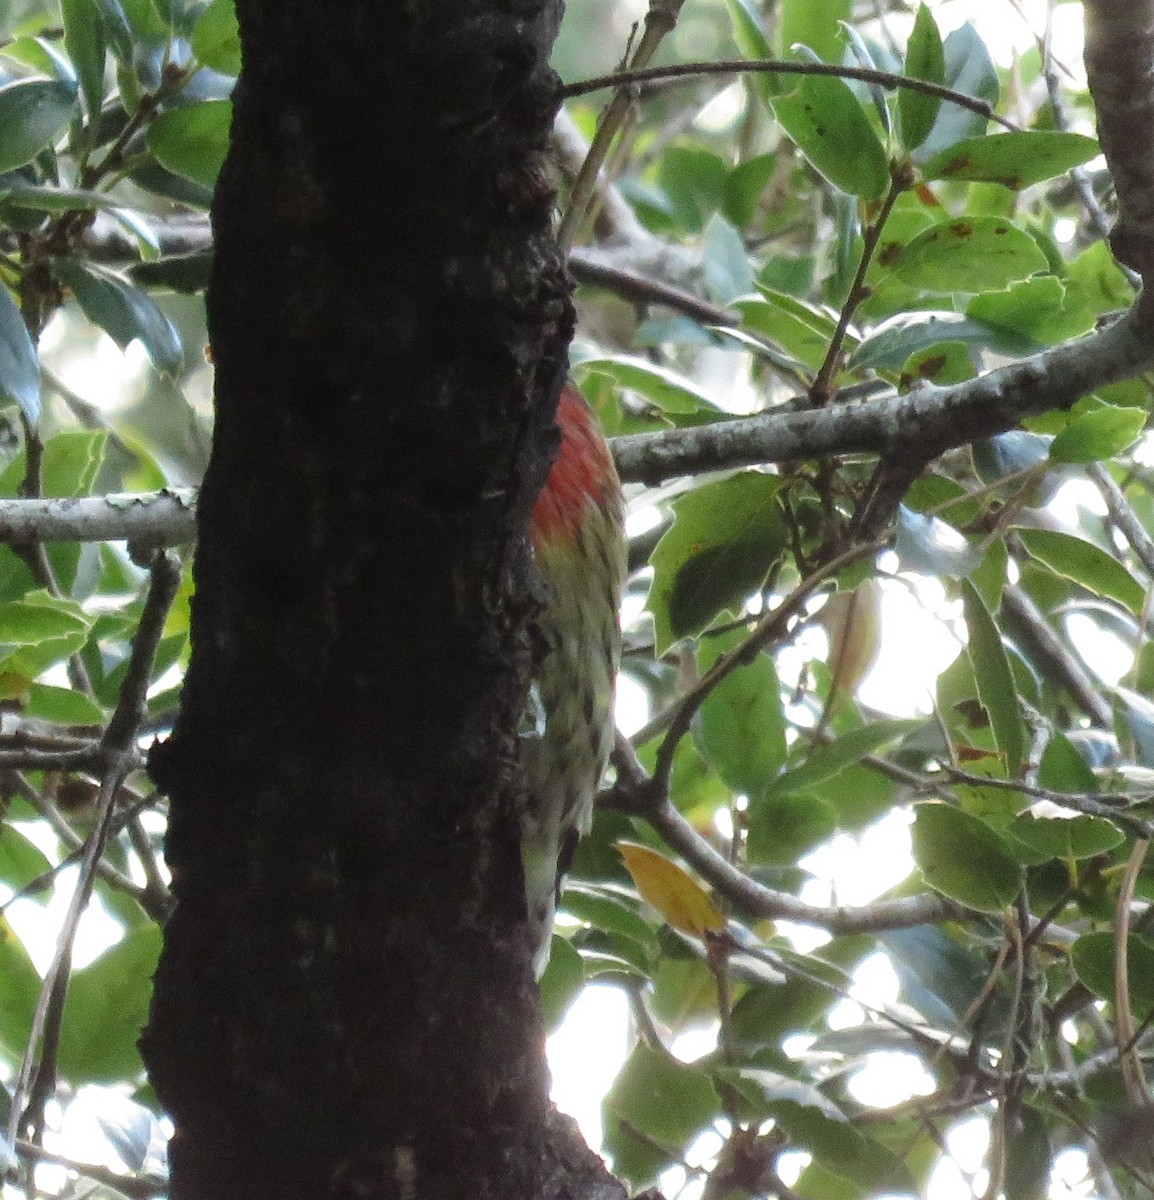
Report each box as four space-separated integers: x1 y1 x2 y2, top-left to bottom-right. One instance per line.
612 300 1154 484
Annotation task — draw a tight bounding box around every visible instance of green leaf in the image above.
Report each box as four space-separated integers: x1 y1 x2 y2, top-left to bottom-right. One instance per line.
649 472 787 651
190 0 240 74
771 719 923 797
58 924 162 1083
1114 686 1154 769
736 1068 846 1122
1049 406 1146 464
723 154 776 228
703 213 754 303
577 358 715 415
773 1104 914 1192
967 277 1095 346
52 258 183 375
895 505 979 578
899 4 945 151
538 936 584 1033
0 824 51 894
561 883 659 957
61 0 107 122
146 99 231 188
659 146 727 232
724 0 773 107
0 284 40 423
42 429 107 497
914 23 998 161
922 131 1099 189
603 1043 721 1184
881 924 994 1025
1004 1105 1052 1200
1017 528 1145 614
748 790 838 864
1007 813 1124 862
737 290 843 373
93 0 135 63
1038 732 1099 794
698 636 786 797
778 0 851 63
130 250 214 293
1071 931 1154 1019
911 802 1022 912
0 600 90 645
899 339 974 388
0 78 78 173
0 917 40 1059
25 682 105 725
771 70 889 200
894 217 1048 292
962 578 1023 776
972 430 1053 486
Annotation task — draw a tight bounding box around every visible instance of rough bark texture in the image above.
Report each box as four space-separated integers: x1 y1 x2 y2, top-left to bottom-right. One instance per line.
140 3 610 1198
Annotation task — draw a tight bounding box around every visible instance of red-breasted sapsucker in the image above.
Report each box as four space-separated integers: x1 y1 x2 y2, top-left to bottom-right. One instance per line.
521 382 626 973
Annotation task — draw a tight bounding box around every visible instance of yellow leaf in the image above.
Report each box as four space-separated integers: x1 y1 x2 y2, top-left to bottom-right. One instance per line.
617 842 726 937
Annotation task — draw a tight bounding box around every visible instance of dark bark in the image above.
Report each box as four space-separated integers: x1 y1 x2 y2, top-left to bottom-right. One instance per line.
140 3 612 1198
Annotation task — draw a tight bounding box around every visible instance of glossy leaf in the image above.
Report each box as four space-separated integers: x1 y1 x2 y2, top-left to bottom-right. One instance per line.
962 578 1023 776
911 802 1022 912
899 4 944 151
748 790 838 864
894 217 1048 292
778 0 851 62
772 719 922 797
737 290 844 372
914 23 998 161
0 79 78 173
58 925 162 1082
1049 405 1146 463
52 257 183 375
617 843 726 937
771 70 889 200
61 0 107 121
698 642 787 797
603 1043 721 1186
147 99 232 188
1038 731 1100 794
0 284 40 423
0 917 40 1059
967 276 1094 346
1115 687 1154 769
648 471 787 651
191 0 241 74
703 213 754 303
1071 932 1154 1018
93 0 135 62
972 430 1052 484
1017 529 1145 614
577 358 715 415
922 131 1098 189
0 825 51 894
724 0 773 107
25 682 106 725
1007 813 1124 862
773 1104 914 1192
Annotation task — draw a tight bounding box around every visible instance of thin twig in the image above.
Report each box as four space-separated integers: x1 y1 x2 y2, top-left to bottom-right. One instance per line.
9 551 182 1144
562 59 1018 132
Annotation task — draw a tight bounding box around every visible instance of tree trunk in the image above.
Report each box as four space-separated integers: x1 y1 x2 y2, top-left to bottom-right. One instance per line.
140 3 609 1197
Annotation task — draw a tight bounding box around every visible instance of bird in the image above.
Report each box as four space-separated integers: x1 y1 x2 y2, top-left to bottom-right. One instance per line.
520 381 626 975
